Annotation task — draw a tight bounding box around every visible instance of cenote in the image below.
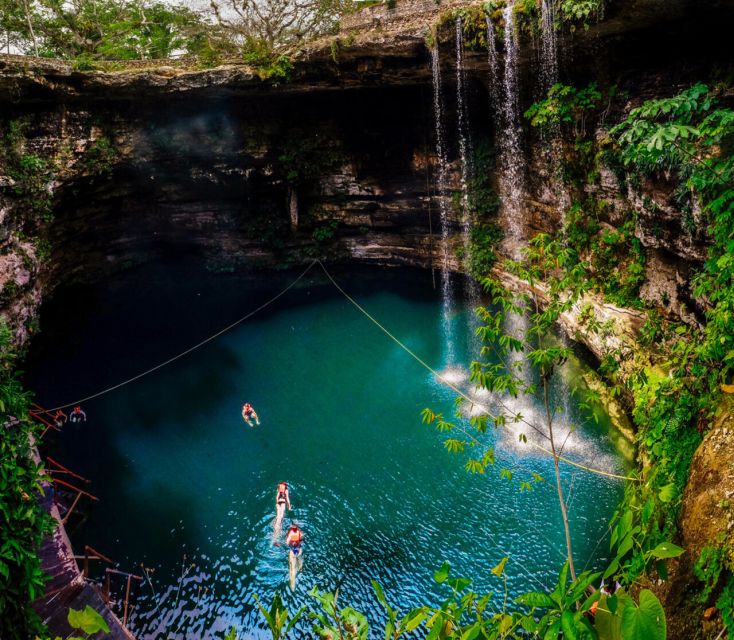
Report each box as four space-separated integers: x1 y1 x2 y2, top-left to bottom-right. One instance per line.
26 260 628 638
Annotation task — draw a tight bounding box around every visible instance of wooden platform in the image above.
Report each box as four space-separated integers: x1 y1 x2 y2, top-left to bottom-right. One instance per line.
32 454 136 639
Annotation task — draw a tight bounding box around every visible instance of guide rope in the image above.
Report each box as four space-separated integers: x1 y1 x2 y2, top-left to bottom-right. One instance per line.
317 261 637 483
42 260 319 412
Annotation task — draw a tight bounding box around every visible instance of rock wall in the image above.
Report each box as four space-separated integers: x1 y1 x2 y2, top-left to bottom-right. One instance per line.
0 1 732 351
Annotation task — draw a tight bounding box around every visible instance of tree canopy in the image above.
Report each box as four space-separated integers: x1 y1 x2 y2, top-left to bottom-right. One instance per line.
0 0 348 65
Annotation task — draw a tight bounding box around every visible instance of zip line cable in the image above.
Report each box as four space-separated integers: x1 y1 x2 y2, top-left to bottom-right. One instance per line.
39 258 636 482
316 261 636 483
43 260 319 412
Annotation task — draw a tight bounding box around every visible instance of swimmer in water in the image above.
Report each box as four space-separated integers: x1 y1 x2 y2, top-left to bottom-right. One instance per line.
276 482 291 519
53 410 68 430
241 403 260 427
69 406 87 423
286 523 303 590
273 482 291 539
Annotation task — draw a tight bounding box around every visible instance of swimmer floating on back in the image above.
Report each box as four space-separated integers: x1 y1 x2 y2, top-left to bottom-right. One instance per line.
273 482 291 540
241 403 260 427
276 482 291 519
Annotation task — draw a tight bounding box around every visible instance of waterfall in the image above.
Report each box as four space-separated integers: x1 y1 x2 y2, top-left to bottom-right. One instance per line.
455 16 483 337
455 17 472 217
539 0 559 94
485 14 500 107
496 0 525 254
431 43 456 363
539 0 571 217
486 6 532 392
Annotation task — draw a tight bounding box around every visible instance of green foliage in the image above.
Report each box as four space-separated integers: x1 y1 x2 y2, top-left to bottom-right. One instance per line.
278 134 342 187
461 222 503 279
2 119 54 222
559 0 605 30
456 5 492 51
612 87 734 393
5 150 54 222
587 217 646 307
309 586 369 639
693 545 726 603
717 575 734 634
596 589 666 640
525 83 604 138
82 137 116 175
0 322 54 640
612 81 734 416
467 141 500 219
256 560 667 639
312 220 338 243
455 141 502 278
524 83 733 617
4 0 212 61
67 605 110 636
243 48 294 81
253 592 304 640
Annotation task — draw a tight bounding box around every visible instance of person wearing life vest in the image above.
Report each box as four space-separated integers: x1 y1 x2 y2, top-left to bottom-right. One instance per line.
286 523 303 556
69 407 87 423
241 403 260 427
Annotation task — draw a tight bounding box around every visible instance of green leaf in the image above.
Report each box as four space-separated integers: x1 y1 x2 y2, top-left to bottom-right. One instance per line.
595 595 623 640
648 542 684 559
491 557 508 578
67 606 110 635
425 614 444 640
543 619 561 640
620 589 666 640
515 591 556 608
434 561 450 584
556 561 570 595
461 622 482 640
399 608 429 633
560 610 577 640
448 576 472 592
284 606 306 635
372 580 388 609
658 483 676 503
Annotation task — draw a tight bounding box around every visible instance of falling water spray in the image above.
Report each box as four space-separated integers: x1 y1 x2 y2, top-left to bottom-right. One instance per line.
497 0 525 253
431 43 456 363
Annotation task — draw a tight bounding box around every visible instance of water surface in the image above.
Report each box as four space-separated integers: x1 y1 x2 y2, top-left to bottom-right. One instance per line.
27 262 627 638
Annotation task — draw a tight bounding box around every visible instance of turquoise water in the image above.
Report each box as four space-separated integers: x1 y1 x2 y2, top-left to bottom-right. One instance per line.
27 262 627 639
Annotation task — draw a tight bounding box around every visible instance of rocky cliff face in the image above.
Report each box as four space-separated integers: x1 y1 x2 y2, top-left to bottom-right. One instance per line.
1 0 729 337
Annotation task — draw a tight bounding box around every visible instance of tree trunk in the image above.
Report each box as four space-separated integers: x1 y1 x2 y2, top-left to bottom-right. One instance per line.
544 377 577 581
288 185 298 231
21 0 38 56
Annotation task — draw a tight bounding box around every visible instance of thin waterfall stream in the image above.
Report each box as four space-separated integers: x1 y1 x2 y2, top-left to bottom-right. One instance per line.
539 0 571 215
454 16 482 332
497 0 525 254
430 43 457 364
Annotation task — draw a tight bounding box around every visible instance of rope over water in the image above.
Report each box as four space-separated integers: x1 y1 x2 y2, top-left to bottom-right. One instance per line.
39 259 636 482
